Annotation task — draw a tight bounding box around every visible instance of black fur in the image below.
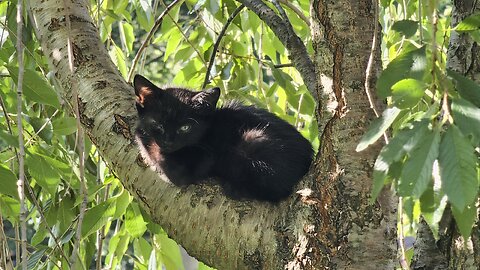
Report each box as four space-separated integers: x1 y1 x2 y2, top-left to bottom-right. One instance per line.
134 75 313 202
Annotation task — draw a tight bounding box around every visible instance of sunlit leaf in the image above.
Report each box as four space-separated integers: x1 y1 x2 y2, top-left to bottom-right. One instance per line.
455 13 480 31
391 79 425 108
377 47 426 98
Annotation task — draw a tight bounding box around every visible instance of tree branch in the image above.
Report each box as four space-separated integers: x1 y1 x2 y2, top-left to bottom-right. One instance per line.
29 0 317 268
127 0 183 82
235 0 318 99
202 4 245 89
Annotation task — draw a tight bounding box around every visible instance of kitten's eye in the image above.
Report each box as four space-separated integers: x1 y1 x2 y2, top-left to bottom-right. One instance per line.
178 124 191 133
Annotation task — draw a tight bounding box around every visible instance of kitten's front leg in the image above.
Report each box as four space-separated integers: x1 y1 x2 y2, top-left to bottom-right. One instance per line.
161 147 214 186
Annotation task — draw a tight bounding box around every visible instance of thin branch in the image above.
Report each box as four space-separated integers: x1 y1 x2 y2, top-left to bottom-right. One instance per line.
235 0 317 99
277 0 310 26
127 0 184 82
15 0 28 268
202 4 245 89
61 0 87 266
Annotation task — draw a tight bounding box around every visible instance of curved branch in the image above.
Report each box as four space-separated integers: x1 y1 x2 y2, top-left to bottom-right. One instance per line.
202 4 245 89
29 0 316 269
277 0 310 26
235 0 318 99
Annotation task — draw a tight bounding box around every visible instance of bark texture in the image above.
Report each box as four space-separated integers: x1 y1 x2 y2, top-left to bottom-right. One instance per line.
30 0 396 268
309 0 397 269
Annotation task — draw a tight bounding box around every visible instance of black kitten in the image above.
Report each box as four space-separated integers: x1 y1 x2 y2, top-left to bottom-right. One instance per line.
134 75 313 202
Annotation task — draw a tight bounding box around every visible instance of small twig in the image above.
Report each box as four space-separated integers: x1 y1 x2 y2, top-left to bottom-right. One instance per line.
277 0 310 26
127 0 184 82
15 0 28 269
364 0 381 118
202 4 245 89
24 110 60 146
273 63 293 68
398 198 410 270
236 0 317 98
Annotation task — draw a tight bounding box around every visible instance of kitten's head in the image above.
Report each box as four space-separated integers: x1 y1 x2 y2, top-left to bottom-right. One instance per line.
134 75 220 153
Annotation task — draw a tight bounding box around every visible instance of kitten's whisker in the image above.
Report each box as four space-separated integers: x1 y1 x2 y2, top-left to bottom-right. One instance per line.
187 117 199 125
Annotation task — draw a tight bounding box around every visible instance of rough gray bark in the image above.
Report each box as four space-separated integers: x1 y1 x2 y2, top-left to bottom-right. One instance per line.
29 0 395 268
308 0 397 268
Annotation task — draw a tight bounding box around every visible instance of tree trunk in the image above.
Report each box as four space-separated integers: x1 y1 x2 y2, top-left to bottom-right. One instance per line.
412 1 480 269
29 0 396 268
310 0 397 268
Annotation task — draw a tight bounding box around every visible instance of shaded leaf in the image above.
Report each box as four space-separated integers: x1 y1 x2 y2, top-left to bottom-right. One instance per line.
29 117 53 144
391 20 418 37
7 66 60 108
451 203 477 238
439 125 478 212
356 107 401 152
52 117 78 135
448 69 480 107
26 152 61 195
398 128 440 198
371 120 429 200
0 164 18 199
451 97 480 145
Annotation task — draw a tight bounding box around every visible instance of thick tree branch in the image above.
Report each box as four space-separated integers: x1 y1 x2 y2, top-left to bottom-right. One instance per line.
235 0 318 99
29 0 317 269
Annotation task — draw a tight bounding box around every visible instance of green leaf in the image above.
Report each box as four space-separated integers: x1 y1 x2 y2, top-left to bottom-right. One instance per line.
125 204 147 238
156 233 184 270
113 189 131 219
371 120 429 200
377 47 426 98
7 66 60 108
391 79 426 108
122 22 134 53
398 128 440 198
455 13 480 32
81 201 115 238
356 107 401 152
164 28 183 61
110 45 128 78
0 164 18 199
0 196 20 220
451 203 477 238
391 20 418 37
448 69 480 107
451 97 480 145
0 129 19 147
26 152 61 195
29 117 53 144
52 117 78 135
439 125 478 212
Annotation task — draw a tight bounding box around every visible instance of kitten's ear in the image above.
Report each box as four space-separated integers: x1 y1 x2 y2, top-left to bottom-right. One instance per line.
192 87 220 109
134 75 161 107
